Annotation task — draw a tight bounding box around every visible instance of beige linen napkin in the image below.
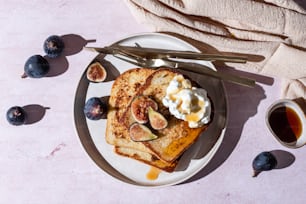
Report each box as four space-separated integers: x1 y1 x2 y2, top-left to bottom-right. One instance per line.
124 0 306 99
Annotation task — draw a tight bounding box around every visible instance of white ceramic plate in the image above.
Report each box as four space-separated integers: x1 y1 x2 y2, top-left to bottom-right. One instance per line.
74 33 228 187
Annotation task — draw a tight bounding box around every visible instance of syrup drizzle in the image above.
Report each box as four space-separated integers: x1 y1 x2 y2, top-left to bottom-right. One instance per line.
146 166 161 180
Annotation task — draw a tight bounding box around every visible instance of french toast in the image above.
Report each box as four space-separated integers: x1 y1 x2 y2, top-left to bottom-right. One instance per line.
120 69 209 163
106 68 211 172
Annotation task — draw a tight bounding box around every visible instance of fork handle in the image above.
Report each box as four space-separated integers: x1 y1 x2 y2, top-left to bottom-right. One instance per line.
174 61 256 88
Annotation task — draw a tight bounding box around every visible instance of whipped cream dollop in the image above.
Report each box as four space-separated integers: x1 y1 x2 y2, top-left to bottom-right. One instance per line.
162 75 211 128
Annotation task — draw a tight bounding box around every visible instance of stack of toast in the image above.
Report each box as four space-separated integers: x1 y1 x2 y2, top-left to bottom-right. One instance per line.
105 68 211 172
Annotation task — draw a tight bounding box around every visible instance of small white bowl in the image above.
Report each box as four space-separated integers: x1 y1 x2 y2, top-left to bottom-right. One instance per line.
266 99 306 148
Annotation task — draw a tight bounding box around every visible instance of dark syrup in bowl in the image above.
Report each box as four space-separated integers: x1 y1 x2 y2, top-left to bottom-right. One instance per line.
268 106 302 143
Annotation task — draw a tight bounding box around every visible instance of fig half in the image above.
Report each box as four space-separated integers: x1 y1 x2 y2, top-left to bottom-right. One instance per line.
148 107 168 130
131 96 158 124
86 62 107 82
129 123 158 142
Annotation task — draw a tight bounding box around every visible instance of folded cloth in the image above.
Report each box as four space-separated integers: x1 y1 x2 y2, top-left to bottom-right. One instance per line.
124 0 306 99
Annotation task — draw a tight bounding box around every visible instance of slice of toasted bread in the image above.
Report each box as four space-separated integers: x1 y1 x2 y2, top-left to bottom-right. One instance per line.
121 69 209 163
114 146 177 173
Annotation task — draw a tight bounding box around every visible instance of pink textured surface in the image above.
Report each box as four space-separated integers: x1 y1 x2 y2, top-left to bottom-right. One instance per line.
0 1 305 203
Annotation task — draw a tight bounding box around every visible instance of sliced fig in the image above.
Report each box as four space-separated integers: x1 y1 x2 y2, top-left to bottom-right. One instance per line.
148 107 168 130
131 96 158 124
129 123 158 142
86 62 107 82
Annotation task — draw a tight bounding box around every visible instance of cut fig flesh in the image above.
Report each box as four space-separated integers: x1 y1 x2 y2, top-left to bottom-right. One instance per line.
131 95 158 124
129 123 158 142
86 62 107 82
148 107 168 130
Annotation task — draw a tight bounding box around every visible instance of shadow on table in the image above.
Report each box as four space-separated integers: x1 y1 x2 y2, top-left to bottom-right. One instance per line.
23 104 50 125
270 150 295 169
182 71 268 184
45 55 69 77
61 34 96 56
45 34 96 77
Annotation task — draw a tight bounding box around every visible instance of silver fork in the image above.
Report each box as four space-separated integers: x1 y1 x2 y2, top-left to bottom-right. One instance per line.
114 50 256 88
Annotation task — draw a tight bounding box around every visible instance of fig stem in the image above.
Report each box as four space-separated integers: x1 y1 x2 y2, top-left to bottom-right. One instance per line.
86 39 96 43
21 73 28 78
252 170 261 177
